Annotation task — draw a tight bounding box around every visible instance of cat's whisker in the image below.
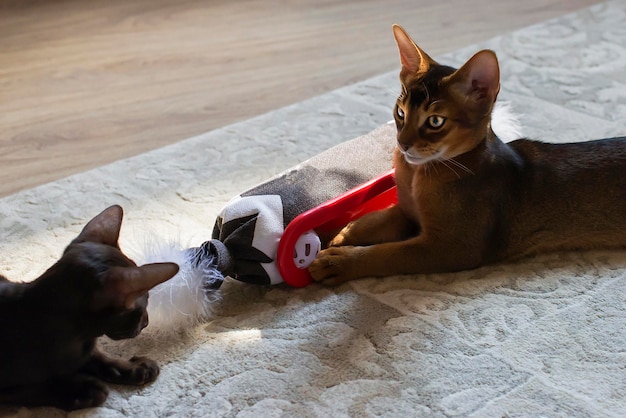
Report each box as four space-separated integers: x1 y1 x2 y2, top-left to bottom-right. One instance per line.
447 158 475 175
420 157 436 178
439 159 462 179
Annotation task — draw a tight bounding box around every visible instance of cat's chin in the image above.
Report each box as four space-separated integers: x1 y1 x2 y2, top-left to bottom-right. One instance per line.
401 150 441 166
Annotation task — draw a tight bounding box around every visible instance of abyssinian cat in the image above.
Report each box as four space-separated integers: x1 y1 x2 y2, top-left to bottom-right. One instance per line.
0 205 179 410
309 24 626 286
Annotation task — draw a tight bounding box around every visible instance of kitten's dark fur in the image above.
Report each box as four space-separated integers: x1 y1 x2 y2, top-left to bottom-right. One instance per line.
0 205 178 410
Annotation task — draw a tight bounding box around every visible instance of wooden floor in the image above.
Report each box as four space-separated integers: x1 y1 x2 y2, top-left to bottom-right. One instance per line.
1 0 600 197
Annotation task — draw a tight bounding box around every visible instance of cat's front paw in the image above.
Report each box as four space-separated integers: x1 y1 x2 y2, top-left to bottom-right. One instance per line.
125 356 160 385
55 375 109 411
328 223 357 247
308 246 363 286
105 356 159 386
91 354 159 386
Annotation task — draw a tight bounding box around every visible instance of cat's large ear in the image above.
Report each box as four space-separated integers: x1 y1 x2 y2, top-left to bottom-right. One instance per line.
392 24 437 81
108 262 179 309
446 50 500 108
74 205 123 247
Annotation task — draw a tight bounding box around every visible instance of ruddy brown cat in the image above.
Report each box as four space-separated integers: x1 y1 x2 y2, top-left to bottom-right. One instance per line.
309 24 626 286
0 205 179 410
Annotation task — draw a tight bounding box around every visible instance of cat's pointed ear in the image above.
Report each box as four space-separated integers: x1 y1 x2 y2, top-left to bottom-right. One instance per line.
74 205 124 247
109 262 179 309
447 49 500 107
392 24 437 81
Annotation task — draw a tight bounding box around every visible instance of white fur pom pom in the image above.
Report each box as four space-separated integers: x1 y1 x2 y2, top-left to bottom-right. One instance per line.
492 101 524 142
131 238 223 333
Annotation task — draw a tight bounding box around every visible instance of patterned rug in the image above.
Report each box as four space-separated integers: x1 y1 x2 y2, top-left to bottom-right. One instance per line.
1 1 625 416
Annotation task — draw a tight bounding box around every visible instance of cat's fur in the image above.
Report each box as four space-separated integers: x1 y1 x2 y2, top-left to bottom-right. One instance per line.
0 205 179 410
309 24 626 286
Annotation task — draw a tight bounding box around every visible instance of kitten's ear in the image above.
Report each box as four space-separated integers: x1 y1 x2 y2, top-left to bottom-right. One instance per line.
447 49 500 106
75 205 123 247
109 262 179 309
392 24 437 81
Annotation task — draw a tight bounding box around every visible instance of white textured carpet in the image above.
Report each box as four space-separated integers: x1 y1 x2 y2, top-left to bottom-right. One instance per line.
2 2 626 417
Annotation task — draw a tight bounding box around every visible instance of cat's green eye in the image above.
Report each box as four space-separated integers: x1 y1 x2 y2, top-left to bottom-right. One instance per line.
396 106 405 120
427 115 446 129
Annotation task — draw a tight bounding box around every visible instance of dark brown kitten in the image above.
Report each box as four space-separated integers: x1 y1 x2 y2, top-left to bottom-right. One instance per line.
0 205 179 410
309 24 626 286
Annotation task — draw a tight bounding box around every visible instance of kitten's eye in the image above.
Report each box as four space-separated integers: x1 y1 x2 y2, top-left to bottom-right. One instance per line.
427 115 446 129
396 106 405 120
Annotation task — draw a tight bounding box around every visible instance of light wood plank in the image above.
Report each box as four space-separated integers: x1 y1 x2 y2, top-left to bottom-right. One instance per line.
0 0 600 196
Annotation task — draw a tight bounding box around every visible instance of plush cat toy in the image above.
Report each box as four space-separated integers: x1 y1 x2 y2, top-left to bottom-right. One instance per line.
145 104 521 331
143 122 396 330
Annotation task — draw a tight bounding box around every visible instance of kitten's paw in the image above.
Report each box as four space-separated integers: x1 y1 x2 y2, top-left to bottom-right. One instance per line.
56 376 109 410
125 356 160 385
94 355 159 386
308 246 362 286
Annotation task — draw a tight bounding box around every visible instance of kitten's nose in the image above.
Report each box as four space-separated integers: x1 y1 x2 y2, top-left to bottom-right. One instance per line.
397 141 411 152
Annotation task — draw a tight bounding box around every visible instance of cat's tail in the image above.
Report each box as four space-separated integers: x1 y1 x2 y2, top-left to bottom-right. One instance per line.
130 236 224 333
492 101 524 142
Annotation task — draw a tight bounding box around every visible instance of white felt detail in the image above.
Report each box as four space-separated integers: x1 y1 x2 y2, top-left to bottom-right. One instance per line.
218 194 285 284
